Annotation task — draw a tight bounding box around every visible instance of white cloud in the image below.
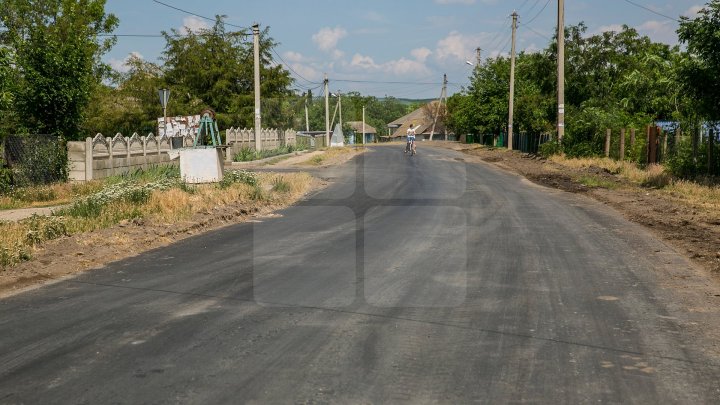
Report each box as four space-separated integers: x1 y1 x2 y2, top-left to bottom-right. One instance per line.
350 54 380 70
435 31 489 63
411 47 432 62
348 53 431 77
597 24 625 34
109 51 143 73
182 16 210 33
683 5 703 18
637 19 677 44
312 26 348 52
283 51 305 63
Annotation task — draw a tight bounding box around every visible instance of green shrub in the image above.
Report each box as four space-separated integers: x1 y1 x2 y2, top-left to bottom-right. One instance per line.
0 167 12 194
25 215 69 246
271 177 291 193
538 140 562 158
234 147 257 162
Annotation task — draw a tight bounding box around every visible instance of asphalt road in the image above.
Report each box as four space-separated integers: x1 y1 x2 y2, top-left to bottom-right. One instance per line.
1 145 719 404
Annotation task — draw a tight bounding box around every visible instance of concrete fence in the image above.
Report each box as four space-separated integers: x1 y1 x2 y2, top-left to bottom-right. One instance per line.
69 129 300 181
224 128 297 161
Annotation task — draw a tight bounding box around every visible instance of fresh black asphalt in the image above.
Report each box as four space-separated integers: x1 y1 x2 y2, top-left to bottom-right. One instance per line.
1 145 719 403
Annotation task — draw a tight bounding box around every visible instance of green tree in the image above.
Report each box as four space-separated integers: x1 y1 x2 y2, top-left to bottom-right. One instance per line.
677 1 720 121
0 0 118 138
161 18 292 128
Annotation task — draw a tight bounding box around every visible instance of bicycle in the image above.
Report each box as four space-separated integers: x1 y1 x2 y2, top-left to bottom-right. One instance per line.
405 137 416 156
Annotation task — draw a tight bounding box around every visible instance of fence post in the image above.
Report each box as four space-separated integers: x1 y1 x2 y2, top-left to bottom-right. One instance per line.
630 128 636 150
605 129 611 158
620 128 626 162
692 125 699 164
675 128 682 155
107 137 114 176
85 137 93 181
709 128 716 175
647 125 659 165
662 128 668 163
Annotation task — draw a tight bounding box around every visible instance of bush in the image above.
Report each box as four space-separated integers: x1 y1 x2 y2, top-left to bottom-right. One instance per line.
271 176 291 193
218 170 259 189
25 215 69 246
539 140 562 158
0 167 12 194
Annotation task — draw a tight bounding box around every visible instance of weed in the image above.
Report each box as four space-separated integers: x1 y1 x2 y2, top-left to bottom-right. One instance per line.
271 176 291 193
577 176 618 189
24 215 69 246
310 156 325 165
250 185 265 201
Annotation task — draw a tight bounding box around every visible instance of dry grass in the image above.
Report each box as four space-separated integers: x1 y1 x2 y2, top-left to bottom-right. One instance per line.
664 180 720 212
549 156 672 187
0 171 316 269
0 181 105 210
298 147 364 166
550 155 717 211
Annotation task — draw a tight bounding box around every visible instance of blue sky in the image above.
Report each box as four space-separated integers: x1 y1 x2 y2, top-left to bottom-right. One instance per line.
104 0 705 99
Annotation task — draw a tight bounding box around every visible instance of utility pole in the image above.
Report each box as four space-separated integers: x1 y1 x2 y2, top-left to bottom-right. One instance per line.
338 90 343 129
476 47 482 65
253 23 262 151
362 106 366 145
508 11 518 151
324 74 330 147
430 73 448 142
304 93 310 132
557 0 566 143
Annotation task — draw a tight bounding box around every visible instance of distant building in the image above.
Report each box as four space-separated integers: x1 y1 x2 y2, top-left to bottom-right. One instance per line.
346 121 378 144
386 101 455 141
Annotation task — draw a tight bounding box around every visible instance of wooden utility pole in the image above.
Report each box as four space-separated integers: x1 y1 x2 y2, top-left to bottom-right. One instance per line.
253 24 262 151
557 0 566 143
304 93 310 132
430 74 448 141
605 129 611 158
508 11 518 151
362 106 366 145
324 74 330 147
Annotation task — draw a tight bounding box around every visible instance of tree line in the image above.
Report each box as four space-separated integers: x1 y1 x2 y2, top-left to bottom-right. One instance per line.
447 1 720 176
0 0 417 142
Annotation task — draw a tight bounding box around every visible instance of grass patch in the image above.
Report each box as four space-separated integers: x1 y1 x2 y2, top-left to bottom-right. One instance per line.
577 176 618 189
0 168 315 269
233 145 306 163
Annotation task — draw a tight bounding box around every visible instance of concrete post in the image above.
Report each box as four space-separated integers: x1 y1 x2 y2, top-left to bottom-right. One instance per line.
620 128 626 162
85 137 93 181
605 129 611 158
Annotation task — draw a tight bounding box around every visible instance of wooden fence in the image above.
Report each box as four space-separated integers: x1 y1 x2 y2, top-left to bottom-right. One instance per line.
603 125 718 174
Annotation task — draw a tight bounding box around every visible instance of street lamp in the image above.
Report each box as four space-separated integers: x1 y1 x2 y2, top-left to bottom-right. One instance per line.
158 88 170 135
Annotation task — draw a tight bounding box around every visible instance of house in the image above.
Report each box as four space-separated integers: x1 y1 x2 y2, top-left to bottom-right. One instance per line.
346 121 378 144
386 101 456 142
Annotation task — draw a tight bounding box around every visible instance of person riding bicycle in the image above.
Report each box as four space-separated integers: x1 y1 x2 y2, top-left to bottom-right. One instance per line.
405 124 417 154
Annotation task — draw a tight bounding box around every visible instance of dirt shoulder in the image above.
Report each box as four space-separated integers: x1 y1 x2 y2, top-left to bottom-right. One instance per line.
431 141 720 279
0 175 327 299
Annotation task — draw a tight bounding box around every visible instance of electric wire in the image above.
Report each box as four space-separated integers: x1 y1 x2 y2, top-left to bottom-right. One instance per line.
621 0 680 22
523 0 551 26
271 48 322 86
152 0 250 31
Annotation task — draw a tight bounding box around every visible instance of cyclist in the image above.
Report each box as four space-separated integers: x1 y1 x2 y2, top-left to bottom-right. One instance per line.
405 124 417 155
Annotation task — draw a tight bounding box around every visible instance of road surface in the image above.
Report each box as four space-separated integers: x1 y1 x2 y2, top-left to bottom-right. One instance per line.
1 145 719 403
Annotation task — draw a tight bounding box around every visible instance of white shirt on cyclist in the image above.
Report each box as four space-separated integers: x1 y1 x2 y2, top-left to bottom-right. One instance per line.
407 126 417 142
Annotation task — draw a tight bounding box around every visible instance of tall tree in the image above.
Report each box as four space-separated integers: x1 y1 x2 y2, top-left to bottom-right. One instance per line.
0 0 118 138
677 1 720 121
161 19 292 128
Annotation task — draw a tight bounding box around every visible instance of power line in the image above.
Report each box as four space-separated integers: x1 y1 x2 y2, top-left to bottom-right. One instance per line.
270 48 321 85
520 24 551 41
152 0 250 31
523 0 551 26
622 0 680 22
